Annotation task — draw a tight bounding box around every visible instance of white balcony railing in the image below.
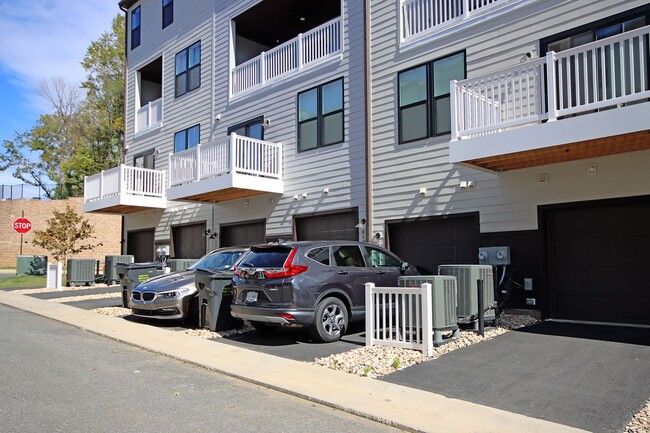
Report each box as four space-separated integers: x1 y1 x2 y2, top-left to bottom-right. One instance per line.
168 133 282 187
135 98 162 133
365 282 434 356
231 17 342 96
401 0 513 42
84 164 166 203
451 25 650 140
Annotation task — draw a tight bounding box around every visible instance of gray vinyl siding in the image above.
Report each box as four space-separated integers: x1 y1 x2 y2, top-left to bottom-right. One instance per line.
121 0 366 242
369 0 650 236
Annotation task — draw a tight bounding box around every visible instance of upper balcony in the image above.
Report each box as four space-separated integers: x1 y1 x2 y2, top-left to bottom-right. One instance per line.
166 133 283 203
135 97 162 134
449 25 650 171
83 165 167 214
134 57 162 135
230 0 341 97
401 0 523 46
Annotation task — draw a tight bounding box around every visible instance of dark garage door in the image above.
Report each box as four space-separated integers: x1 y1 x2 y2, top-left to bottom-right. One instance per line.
546 198 650 325
387 214 480 274
127 229 155 263
220 221 266 247
172 222 206 259
295 210 358 241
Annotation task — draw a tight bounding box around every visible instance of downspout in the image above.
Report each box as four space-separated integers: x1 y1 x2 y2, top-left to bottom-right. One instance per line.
119 3 128 255
364 0 373 243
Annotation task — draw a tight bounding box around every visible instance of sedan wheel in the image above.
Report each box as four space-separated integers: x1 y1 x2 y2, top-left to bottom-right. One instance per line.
311 297 348 343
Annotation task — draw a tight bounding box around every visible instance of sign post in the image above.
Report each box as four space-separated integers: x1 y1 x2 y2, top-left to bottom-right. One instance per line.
13 213 32 255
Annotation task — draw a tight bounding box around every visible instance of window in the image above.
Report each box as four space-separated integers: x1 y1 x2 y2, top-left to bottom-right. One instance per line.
131 6 141 50
297 78 344 152
333 246 365 267
175 41 201 97
134 152 155 169
307 247 330 265
174 125 200 153
162 0 173 28
365 247 401 268
398 52 465 143
228 117 264 140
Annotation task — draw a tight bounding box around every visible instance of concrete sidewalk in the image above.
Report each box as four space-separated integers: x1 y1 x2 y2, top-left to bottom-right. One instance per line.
0 290 589 433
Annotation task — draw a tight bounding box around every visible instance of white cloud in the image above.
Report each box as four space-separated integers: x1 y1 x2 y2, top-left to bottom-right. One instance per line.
0 0 119 110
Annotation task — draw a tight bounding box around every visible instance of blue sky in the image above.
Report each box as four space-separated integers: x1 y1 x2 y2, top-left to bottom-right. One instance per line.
0 0 118 185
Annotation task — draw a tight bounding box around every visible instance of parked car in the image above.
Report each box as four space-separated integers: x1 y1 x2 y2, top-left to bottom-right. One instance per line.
130 246 247 323
231 241 417 342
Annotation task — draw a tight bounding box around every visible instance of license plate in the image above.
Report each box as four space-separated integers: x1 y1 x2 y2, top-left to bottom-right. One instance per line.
245 291 258 303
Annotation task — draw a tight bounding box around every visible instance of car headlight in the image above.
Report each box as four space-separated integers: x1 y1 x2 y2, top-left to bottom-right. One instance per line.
158 287 191 299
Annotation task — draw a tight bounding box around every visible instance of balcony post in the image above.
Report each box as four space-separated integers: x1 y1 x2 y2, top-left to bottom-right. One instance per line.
546 51 558 122
147 101 153 127
260 52 266 86
230 133 237 173
277 142 283 180
297 33 304 70
168 153 173 188
450 80 459 141
462 0 470 20
196 143 202 181
119 164 124 195
99 170 105 199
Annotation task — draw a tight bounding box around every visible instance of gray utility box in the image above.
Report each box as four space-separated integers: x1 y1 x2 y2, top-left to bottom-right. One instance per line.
166 258 197 273
115 262 164 308
478 246 511 265
194 268 241 332
438 264 496 325
398 275 460 345
66 259 96 286
104 255 134 285
16 255 47 276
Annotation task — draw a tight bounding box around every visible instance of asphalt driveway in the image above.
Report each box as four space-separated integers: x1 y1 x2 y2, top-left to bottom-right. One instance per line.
382 321 650 433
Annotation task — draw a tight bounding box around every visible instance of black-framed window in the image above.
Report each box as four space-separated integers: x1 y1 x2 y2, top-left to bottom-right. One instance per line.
398 51 465 144
174 124 200 153
297 78 344 152
162 0 173 28
131 6 141 50
175 41 201 97
227 117 264 140
134 152 155 169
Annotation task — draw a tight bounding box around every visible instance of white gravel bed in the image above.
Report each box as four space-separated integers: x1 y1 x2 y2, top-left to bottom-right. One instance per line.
311 313 538 379
180 321 255 338
626 399 650 433
13 284 112 295
93 306 131 317
50 292 121 303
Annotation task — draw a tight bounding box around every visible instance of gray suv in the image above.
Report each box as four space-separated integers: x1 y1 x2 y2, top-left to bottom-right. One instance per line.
231 241 417 342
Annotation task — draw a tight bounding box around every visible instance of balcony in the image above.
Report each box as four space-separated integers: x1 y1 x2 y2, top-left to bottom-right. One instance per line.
135 98 162 134
401 0 520 44
231 17 342 97
166 133 283 203
449 26 650 171
83 165 167 214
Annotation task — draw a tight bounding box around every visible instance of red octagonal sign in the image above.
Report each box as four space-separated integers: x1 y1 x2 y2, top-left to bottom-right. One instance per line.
13 218 32 234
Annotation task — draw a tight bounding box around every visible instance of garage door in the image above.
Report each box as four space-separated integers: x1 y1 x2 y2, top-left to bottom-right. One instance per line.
545 198 650 325
387 214 480 274
127 229 155 263
172 222 206 259
220 221 266 247
295 210 358 241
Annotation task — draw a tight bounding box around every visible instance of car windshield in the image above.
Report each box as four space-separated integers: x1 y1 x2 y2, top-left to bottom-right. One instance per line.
238 246 292 268
190 250 244 271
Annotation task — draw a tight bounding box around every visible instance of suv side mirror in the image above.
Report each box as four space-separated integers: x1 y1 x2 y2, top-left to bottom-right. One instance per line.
400 262 410 273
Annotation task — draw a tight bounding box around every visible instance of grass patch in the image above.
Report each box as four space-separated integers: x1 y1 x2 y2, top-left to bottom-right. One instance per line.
0 275 46 289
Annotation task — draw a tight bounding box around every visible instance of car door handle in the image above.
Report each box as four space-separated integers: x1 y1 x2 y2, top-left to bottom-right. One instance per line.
376 270 386 275
337 270 348 275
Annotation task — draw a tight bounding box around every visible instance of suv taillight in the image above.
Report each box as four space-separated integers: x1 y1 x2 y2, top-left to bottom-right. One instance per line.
263 248 308 279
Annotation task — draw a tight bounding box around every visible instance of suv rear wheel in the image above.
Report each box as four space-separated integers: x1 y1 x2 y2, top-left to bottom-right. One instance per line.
311 297 348 343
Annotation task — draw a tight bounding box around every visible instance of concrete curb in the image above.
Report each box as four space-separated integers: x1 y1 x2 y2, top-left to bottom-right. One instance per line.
0 290 589 433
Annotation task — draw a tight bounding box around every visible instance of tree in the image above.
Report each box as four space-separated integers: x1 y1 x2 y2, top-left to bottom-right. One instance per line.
32 204 103 262
0 14 125 199
80 14 125 173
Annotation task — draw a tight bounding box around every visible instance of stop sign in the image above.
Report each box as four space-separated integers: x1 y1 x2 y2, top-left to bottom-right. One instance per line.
13 218 32 234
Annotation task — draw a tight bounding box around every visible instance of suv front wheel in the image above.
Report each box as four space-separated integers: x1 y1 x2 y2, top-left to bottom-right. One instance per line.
311 297 348 343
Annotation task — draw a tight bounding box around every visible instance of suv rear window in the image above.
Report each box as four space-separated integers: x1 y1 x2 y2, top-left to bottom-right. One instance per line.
240 246 292 268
